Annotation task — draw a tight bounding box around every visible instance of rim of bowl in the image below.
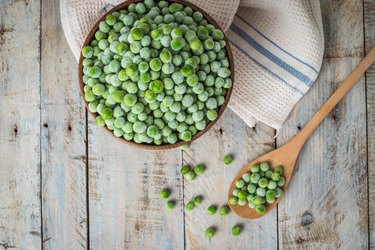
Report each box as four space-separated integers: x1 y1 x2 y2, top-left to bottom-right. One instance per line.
78 0 235 150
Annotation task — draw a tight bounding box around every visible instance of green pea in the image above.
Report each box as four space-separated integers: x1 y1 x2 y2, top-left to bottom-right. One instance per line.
250 173 260 184
223 78 232 89
229 196 238 205
278 177 285 187
162 127 172 137
232 188 240 197
256 187 266 197
207 205 217 215
231 225 241 236
271 172 280 181
180 65 193 77
265 170 273 179
237 190 248 200
275 187 283 197
82 46 93 58
171 27 183 39
274 166 284 175
266 190 276 204
247 183 257 194
255 205 266 214
159 188 170 199
193 164 205 175
185 201 195 211
185 170 196 181
171 72 183 84
250 164 260 173
170 37 186 51
165 200 175 210
172 55 183 66
180 165 190 175
195 120 206 130
135 2 146 14
205 227 215 239
189 37 202 51
133 121 147 133
252 196 264 206
242 173 251 183
193 195 203 205
197 27 209 40
258 178 269 188
236 179 245 189
149 58 161 72
179 130 192 141
219 206 229 216
162 63 175 74
96 116 105 127
218 67 230 78
268 180 277 190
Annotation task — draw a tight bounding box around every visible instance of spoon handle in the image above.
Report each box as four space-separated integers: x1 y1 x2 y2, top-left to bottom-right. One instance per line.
292 47 375 148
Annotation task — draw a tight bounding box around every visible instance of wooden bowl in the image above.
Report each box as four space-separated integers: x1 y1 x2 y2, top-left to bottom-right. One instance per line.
78 0 235 150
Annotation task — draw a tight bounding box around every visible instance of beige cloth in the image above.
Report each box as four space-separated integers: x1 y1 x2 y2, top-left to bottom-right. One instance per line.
61 0 324 129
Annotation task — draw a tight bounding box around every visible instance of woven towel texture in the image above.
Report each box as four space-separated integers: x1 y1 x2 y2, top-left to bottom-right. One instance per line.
61 0 324 129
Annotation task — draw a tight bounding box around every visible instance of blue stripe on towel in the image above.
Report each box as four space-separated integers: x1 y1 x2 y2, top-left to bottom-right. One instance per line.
228 38 304 95
235 14 319 74
230 23 313 87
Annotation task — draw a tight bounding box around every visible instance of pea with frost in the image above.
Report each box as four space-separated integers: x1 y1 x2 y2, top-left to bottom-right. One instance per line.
81 0 232 145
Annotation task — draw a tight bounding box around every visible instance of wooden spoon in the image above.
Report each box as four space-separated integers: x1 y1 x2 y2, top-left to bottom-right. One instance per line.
228 47 375 219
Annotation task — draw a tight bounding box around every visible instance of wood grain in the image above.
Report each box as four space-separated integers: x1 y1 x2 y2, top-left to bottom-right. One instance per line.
0 0 374 249
183 109 277 249
88 125 184 249
40 0 88 248
0 0 42 249
277 0 368 248
364 0 375 248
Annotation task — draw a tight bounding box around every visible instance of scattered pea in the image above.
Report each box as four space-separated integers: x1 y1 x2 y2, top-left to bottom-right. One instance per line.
193 164 205 175
180 165 190 175
185 201 195 211
193 195 203 205
207 205 217 215
205 227 215 239
165 200 176 210
223 154 233 165
159 188 170 199
219 205 229 216
185 171 196 181
231 225 241 236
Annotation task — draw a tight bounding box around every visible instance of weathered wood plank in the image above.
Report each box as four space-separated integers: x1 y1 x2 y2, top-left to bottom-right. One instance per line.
183 109 277 249
40 0 88 248
277 0 368 248
364 0 375 248
0 0 42 249
88 125 184 249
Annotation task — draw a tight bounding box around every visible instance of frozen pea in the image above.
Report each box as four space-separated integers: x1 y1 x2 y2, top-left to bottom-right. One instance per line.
206 110 218 121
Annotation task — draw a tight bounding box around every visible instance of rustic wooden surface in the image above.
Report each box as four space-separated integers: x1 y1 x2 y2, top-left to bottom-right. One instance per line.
0 0 374 250
0 0 42 249
364 0 375 248
40 0 88 248
278 1 369 249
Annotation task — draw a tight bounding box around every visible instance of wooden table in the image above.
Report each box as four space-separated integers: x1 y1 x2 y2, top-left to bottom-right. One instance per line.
0 0 374 249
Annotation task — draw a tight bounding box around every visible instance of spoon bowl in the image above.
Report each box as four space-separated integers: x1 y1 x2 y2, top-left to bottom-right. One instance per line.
228 46 375 219
228 140 301 219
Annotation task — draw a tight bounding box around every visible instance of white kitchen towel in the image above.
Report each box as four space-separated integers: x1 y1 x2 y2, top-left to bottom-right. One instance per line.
61 0 324 129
